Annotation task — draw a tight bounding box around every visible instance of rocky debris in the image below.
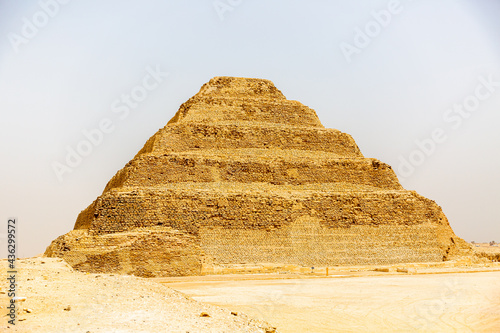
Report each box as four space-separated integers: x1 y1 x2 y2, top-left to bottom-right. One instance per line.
374 267 392 272
396 267 417 274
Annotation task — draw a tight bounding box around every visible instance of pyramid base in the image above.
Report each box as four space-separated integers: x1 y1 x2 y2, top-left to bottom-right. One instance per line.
45 223 472 277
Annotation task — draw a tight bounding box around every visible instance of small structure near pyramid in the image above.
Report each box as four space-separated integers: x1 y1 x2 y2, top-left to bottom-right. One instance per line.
46 77 470 277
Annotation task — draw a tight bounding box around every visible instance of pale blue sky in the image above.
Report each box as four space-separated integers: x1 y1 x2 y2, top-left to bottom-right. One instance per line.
1 0 499 257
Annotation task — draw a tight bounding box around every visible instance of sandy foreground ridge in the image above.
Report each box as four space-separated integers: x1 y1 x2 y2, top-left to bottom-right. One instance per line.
1 254 500 332
0 257 275 333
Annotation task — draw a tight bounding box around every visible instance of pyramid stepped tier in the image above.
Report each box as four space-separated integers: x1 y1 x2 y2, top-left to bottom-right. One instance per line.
75 185 446 235
45 77 472 277
102 150 402 192
169 96 324 127
136 122 362 156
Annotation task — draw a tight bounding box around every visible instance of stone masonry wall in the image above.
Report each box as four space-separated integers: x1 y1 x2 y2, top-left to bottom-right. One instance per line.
199 222 452 266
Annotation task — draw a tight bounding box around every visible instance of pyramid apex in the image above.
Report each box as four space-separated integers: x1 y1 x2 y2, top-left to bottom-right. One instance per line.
167 76 322 127
196 76 286 99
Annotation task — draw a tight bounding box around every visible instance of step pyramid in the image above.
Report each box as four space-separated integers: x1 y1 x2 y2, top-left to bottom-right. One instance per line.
45 77 471 277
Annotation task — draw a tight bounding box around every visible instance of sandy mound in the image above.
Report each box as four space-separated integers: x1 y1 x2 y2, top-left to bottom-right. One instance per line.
0 257 275 332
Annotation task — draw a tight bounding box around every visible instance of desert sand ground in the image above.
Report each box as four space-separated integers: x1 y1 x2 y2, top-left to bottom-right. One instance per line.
165 269 500 333
0 257 274 333
1 256 499 332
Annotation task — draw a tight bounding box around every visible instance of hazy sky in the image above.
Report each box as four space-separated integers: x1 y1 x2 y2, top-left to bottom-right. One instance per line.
1 0 499 258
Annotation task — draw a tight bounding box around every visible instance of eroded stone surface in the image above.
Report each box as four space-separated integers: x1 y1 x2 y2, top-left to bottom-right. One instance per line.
45 76 472 277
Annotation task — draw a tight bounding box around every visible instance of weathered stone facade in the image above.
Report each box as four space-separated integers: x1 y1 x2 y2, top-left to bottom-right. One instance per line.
45 77 471 276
